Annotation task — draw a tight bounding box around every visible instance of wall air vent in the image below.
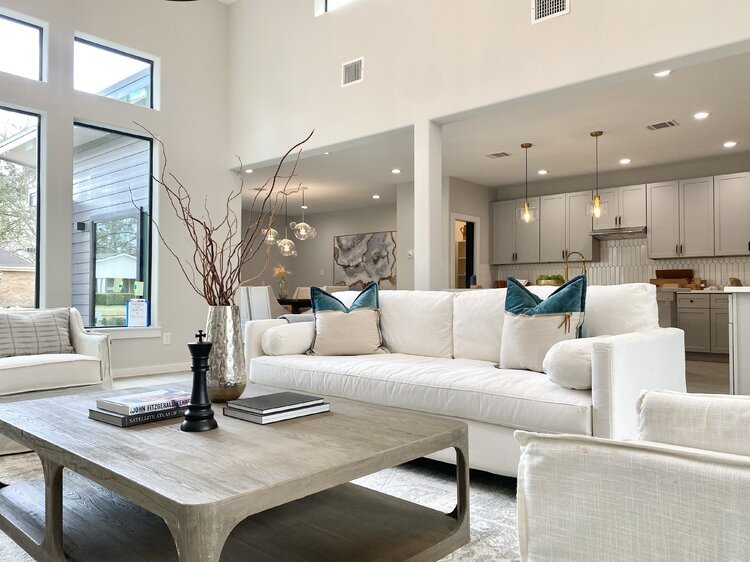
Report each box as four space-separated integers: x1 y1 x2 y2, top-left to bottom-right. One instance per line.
486 152 512 159
532 0 569 24
342 57 364 87
646 120 680 131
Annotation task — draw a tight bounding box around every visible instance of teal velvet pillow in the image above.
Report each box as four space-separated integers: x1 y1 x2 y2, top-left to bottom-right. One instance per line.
309 282 387 356
500 275 587 372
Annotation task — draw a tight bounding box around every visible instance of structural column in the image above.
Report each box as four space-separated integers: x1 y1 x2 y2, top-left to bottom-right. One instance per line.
413 120 444 290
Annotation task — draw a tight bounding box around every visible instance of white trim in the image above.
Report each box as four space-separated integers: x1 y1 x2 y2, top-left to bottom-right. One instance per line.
449 213 481 289
94 326 162 340
112 361 189 379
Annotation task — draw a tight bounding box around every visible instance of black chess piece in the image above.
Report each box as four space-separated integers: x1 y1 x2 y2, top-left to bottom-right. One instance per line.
181 330 218 432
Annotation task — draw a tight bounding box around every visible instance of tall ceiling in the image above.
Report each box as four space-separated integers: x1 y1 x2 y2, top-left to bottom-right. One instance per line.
242 51 750 213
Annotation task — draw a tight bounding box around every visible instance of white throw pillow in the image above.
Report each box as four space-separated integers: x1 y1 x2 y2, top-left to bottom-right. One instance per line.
501 313 583 373
261 322 315 356
543 336 610 389
311 309 386 356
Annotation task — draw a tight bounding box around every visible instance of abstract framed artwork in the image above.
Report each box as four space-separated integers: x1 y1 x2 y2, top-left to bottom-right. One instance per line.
333 231 397 290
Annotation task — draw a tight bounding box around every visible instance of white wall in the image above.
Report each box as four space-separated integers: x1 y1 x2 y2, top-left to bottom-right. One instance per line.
396 182 414 289
0 0 231 376
227 0 750 165
241 204 397 295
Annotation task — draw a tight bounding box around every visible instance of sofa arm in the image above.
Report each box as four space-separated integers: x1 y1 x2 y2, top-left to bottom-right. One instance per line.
638 390 750 457
244 319 287 369
68 308 112 389
591 328 685 439
515 430 750 562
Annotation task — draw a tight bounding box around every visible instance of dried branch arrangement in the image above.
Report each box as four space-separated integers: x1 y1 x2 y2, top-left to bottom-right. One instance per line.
135 125 313 306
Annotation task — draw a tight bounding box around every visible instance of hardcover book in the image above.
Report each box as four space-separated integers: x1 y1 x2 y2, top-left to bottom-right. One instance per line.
223 403 330 425
88 406 188 428
96 388 191 416
227 392 324 414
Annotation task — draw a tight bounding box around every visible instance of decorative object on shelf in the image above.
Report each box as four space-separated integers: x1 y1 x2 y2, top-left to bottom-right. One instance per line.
536 274 565 286
587 131 607 218
132 124 313 403
181 330 218 432
277 192 298 257
333 231 397 290
518 142 537 224
273 265 291 299
291 187 317 240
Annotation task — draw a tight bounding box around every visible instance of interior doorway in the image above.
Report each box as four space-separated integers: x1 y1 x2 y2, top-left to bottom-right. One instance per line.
454 219 475 288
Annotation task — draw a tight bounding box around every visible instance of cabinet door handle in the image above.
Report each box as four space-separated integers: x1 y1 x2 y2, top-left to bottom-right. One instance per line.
680 244 684 255
676 244 679 255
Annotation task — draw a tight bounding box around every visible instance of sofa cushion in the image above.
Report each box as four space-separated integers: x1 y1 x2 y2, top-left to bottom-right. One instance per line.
378 291 454 358
262 322 315 356
501 276 587 373
250 353 592 434
582 283 658 337
453 289 505 363
0 308 74 358
310 283 387 356
0 354 101 396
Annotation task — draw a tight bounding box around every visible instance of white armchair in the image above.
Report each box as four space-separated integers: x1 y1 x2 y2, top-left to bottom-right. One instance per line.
0 307 111 454
516 390 750 561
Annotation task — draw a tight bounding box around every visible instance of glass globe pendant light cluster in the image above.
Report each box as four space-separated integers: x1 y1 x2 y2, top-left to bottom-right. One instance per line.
290 187 317 241
276 191 297 257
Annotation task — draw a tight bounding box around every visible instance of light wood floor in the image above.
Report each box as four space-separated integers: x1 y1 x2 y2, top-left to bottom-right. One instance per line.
686 359 730 394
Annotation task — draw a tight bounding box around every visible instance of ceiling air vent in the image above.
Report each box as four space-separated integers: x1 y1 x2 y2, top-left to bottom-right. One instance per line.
486 152 511 159
646 120 680 131
532 0 569 24
342 57 364 87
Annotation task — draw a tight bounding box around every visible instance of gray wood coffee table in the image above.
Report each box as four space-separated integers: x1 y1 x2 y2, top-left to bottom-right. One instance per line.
0 384 469 561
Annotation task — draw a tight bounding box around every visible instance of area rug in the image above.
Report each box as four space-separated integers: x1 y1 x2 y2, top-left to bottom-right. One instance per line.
0 454 520 561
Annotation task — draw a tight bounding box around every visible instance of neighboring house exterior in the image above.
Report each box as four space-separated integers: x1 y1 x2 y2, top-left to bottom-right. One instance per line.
0 249 34 308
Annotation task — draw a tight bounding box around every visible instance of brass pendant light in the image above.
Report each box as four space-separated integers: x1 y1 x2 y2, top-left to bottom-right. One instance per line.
587 131 608 219
517 142 537 224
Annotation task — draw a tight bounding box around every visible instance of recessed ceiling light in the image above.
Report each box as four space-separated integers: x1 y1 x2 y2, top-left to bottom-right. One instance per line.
324 152 330 155
301 205 308 210
372 194 380 199
653 70 672 78
537 169 548 176
391 168 401 174
619 158 632 165
245 168 253 174
693 111 710 120
724 141 738 148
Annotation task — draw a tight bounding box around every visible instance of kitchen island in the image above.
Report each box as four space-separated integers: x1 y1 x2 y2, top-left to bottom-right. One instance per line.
725 287 750 394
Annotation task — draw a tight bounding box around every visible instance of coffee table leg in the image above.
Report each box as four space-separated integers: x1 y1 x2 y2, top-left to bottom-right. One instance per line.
41 457 65 561
450 438 470 526
166 512 234 562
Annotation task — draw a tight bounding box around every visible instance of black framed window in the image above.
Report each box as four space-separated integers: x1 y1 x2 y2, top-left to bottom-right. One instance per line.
0 14 43 81
72 123 152 327
0 105 40 308
74 38 154 108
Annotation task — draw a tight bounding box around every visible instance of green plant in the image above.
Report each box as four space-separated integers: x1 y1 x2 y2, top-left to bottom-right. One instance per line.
536 275 551 281
550 274 565 282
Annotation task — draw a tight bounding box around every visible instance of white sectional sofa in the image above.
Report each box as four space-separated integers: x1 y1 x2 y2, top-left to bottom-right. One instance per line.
244 284 686 476
0 308 112 455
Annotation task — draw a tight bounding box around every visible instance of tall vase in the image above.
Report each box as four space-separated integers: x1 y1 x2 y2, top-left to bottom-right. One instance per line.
279 277 288 299
205 305 246 402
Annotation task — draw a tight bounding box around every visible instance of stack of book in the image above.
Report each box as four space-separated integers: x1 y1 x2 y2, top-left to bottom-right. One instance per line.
88 388 191 427
223 391 330 425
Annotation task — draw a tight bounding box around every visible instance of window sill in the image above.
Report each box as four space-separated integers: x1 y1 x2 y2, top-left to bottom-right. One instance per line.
90 327 162 340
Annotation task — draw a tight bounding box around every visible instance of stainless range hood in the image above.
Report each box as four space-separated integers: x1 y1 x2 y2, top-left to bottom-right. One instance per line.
590 226 647 240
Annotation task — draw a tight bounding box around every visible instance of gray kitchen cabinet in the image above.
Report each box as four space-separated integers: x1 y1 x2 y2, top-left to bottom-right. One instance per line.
648 178 714 259
676 293 729 354
539 191 593 262
714 171 750 256
490 198 540 264
592 184 646 230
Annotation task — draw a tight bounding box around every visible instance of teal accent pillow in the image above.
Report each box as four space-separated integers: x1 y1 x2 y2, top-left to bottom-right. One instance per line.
309 283 388 356
500 276 587 373
311 281 379 312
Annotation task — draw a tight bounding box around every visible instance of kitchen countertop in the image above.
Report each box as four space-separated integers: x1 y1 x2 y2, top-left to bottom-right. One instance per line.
656 288 726 293
724 287 750 293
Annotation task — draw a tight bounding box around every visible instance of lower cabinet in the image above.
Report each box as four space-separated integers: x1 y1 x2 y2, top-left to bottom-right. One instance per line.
676 293 729 354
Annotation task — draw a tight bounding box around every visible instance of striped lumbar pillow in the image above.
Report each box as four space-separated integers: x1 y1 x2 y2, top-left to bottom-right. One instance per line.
0 308 74 358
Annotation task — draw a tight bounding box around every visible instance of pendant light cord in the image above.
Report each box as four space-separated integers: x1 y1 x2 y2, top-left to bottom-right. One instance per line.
284 192 289 237
525 146 528 199
595 134 599 196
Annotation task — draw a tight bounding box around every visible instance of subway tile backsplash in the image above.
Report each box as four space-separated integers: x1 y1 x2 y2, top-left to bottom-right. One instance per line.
494 238 750 287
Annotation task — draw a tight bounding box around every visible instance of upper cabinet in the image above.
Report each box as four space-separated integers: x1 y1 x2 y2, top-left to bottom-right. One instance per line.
490 198 540 264
539 191 594 262
647 177 714 259
539 194 566 262
715 172 750 256
592 184 646 230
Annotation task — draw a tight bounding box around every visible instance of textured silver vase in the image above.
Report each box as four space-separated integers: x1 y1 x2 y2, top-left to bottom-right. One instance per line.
205 305 246 402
